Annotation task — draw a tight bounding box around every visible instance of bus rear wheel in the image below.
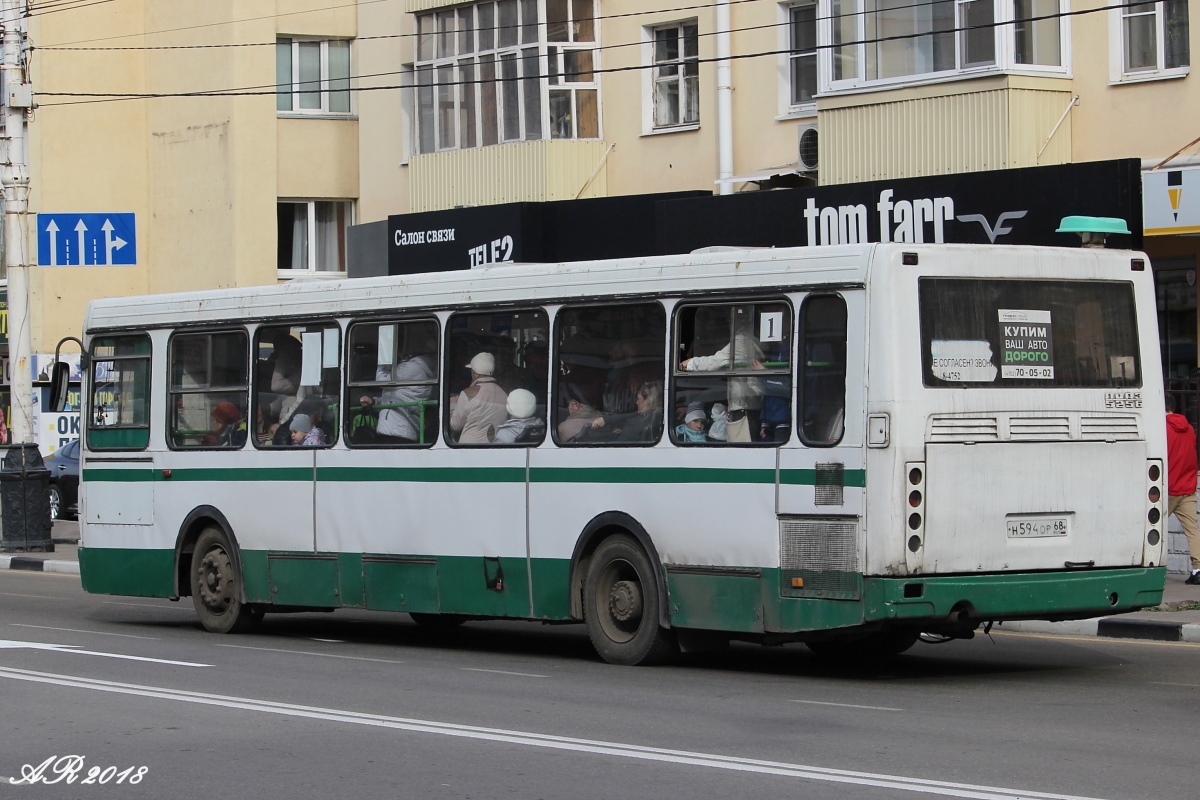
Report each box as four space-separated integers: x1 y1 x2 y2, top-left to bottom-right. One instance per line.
191 527 260 634
584 535 676 666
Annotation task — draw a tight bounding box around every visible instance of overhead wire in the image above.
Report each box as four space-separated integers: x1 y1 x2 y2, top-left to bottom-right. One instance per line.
33 0 1155 107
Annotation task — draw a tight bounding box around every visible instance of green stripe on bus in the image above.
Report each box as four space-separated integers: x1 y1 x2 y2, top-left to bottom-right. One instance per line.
530 467 776 484
319 466 526 483
83 465 866 486
84 467 314 482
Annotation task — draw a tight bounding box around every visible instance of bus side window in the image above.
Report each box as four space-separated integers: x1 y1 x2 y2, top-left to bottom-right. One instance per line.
672 301 792 445
344 319 439 447
798 295 847 447
445 309 549 446
555 303 666 446
254 323 342 448
168 330 249 449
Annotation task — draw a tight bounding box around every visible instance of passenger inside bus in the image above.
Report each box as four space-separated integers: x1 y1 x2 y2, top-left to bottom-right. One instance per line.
491 388 545 444
586 381 663 443
449 352 509 444
201 401 247 448
679 306 765 442
260 332 303 429
288 413 324 446
556 384 602 442
366 331 437 445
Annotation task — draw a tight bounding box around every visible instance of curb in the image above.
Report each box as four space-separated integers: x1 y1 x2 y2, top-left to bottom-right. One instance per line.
999 618 1200 643
0 555 80 575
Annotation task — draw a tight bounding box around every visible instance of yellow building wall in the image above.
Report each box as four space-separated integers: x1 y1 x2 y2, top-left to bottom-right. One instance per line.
25 0 358 352
1068 2 1200 165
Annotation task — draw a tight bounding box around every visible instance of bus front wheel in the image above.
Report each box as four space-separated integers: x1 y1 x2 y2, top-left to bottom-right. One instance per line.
584 535 676 666
190 527 260 634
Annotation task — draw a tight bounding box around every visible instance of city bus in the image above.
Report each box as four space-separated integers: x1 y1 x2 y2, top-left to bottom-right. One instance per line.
59 241 1167 665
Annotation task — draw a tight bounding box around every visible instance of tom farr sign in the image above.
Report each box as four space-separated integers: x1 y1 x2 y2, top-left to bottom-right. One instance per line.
384 160 1141 275
657 159 1143 254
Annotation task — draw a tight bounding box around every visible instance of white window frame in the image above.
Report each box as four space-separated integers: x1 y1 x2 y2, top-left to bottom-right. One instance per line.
779 2 819 117
277 38 353 116
820 0 1069 94
1108 0 1190 83
277 200 354 278
413 0 601 154
643 19 700 133
1010 0 1070 71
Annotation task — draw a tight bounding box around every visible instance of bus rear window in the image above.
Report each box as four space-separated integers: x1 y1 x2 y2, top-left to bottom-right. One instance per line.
919 279 1140 388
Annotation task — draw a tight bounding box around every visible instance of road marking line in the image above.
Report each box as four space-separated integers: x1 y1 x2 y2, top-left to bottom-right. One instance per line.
787 699 902 712
0 640 207 667
0 592 60 600
10 624 158 640
991 631 1200 648
1151 681 1200 688
462 668 548 678
0 665 1111 800
214 643 406 665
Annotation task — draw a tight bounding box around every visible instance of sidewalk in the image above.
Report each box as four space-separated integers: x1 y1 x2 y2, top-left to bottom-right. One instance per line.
3 522 1199 641
0 518 80 575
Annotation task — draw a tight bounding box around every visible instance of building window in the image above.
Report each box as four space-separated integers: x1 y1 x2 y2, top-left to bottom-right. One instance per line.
277 38 351 115
788 3 818 107
414 0 598 153
1117 0 1190 77
1014 0 1063 66
277 200 352 274
830 0 1090 88
651 21 699 128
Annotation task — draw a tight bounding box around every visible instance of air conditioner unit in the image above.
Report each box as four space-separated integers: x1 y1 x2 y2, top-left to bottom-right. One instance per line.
797 123 819 172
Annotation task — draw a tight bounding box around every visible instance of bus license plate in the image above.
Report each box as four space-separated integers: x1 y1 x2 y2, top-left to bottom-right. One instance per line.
1006 515 1069 538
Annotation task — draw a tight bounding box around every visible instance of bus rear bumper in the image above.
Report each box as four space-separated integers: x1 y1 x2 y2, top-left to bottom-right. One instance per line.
861 567 1167 624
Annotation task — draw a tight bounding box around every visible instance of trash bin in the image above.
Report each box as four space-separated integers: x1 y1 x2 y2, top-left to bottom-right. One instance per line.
0 443 54 553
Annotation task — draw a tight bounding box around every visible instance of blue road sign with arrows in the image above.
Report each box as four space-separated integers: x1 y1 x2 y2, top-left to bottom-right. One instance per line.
36 213 136 266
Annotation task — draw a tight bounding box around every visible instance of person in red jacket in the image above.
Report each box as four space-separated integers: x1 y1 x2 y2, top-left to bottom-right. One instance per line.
1166 393 1200 585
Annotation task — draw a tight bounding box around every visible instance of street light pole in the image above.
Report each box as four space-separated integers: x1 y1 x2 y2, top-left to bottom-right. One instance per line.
1 0 32 444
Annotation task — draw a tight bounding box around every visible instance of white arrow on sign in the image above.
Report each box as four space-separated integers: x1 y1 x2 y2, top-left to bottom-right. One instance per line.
0 639 209 667
101 219 127 265
44 220 59 266
74 219 88 266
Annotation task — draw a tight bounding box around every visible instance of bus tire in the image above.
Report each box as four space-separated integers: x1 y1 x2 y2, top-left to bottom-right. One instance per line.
584 534 676 666
190 526 259 634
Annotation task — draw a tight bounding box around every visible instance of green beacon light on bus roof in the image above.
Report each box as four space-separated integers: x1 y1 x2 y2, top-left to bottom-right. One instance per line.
1056 216 1130 248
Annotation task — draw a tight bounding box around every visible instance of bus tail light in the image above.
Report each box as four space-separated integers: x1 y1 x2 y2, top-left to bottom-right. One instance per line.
904 462 926 574
1144 459 1165 566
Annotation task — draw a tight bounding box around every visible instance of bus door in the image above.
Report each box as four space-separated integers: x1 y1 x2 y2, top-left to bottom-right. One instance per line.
775 292 867 607
252 324 336 608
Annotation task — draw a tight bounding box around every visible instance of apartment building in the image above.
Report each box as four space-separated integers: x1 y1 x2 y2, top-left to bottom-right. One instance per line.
0 1 1194 446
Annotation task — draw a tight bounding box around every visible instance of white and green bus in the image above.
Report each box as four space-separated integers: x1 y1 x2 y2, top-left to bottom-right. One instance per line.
62 241 1167 664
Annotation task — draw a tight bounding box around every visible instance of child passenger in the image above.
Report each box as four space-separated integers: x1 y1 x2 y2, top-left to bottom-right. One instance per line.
289 413 324 446
675 408 708 443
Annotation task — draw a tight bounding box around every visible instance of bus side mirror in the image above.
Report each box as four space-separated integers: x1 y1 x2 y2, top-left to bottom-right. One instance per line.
49 361 72 413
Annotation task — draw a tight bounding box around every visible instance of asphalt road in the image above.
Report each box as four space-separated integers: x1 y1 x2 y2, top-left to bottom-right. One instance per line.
1 569 1196 800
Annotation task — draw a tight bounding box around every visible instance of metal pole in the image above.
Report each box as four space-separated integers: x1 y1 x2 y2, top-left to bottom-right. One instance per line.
2 0 32 444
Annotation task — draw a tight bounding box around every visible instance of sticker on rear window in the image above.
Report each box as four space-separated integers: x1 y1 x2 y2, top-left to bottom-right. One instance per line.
999 309 1054 379
930 340 997 383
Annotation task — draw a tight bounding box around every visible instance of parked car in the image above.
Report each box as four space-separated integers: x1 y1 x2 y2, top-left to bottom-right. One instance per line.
44 438 79 521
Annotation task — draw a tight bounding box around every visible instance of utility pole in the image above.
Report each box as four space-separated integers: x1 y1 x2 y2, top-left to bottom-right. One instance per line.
1 0 32 444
